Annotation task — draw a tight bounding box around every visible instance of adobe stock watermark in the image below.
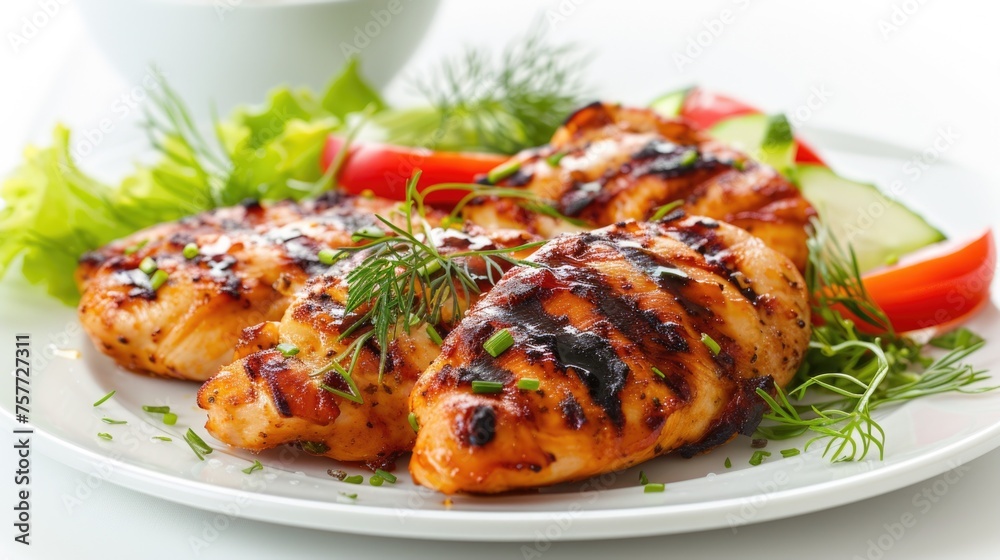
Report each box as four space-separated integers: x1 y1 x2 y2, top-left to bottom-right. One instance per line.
70 66 169 162
546 0 588 28
841 125 959 246
787 85 834 128
673 0 753 72
878 0 931 41
339 0 411 59
853 460 971 560
7 0 72 54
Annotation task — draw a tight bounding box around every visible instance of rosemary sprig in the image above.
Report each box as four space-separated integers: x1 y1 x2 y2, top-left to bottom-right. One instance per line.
755 219 992 461
310 172 545 388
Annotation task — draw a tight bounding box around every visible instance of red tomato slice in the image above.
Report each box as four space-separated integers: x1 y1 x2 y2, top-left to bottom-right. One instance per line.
859 229 996 333
321 136 508 204
679 87 826 165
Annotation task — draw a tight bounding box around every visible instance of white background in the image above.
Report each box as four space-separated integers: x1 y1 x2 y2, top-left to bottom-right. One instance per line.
2 0 1000 558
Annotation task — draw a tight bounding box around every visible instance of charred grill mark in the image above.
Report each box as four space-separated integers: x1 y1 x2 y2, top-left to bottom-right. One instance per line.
456 354 513 385
542 253 694 403
465 405 497 447
560 394 586 430
484 268 630 428
558 180 605 217
244 352 293 417
675 376 774 458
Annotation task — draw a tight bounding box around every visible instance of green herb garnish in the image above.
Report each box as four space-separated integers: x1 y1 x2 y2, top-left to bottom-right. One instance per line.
426 325 443 346
644 483 665 493
700 333 721 356
343 475 363 484
151 436 172 442
517 378 540 391
408 412 420 433
276 343 300 358
101 418 127 425
97 432 113 441
484 328 515 357
162 412 178 426
242 460 264 475
93 390 116 407
374 469 397 484
184 428 213 461
639 470 649 485
182 243 199 259
142 405 170 414
749 450 771 466
149 269 169 291
754 220 993 462
138 256 157 275
650 200 684 221
471 380 504 394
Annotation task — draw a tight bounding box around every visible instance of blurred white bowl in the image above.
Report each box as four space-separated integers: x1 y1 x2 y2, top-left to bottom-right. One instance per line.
79 0 441 114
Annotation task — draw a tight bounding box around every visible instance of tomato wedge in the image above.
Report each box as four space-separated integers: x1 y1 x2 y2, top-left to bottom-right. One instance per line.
321 136 508 204
860 229 996 333
678 87 826 165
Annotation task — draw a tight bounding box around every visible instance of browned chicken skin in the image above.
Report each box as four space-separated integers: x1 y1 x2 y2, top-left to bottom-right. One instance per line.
197 225 539 467
76 193 411 381
409 214 811 494
463 103 815 270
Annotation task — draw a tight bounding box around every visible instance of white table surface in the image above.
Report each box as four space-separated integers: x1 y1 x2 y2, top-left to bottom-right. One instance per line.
2 1 1000 558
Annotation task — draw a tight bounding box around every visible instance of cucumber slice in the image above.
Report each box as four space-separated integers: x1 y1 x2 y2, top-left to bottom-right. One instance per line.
709 113 796 175
797 164 945 272
650 87 691 119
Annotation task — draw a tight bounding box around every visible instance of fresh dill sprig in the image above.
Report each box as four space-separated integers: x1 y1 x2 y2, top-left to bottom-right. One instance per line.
755 219 992 461
310 172 545 388
412 24 589 154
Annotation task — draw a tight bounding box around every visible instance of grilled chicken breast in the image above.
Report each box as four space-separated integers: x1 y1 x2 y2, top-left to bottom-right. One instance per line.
409 213 811 494
76 193 413 381
463 102 815 269
197 225 538 467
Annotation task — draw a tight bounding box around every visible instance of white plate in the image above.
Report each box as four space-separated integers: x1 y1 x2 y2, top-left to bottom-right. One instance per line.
2 129 998 541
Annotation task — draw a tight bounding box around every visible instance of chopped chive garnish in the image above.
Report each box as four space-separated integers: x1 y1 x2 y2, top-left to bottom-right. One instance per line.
644 483 665 493
150 269 169 291
408 412 420 432
343 475 363 484
124 239 148 255
351 226 385 243
639 470 649 485
97 432 113 441
700 333 721 356
138 256 157 275
276 343 299 357
182 243 199 259
517 378 540 391
652 367 666 379
152 436 172 442
101 417 127 425
749 450 771 466
650 199 684 221
318 248 339 265
162 412 178 426
471 380 504 394
484 328 514 357
374 469 397 484
487 160 521 184
780 448 801 458
546 151 567 167
339 492 358 500
93 390 116 407
142 405 171 414
679 149 698 166
724 457 732 469
302 441 330 454
184 428 213 461
426 325 443 346
732 158 746 171
655 265 688 279
242 460 264 474
369 475 384 486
